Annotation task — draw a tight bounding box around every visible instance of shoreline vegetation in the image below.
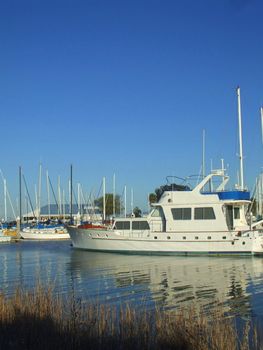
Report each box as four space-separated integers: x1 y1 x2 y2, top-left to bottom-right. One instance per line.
0 285 262 350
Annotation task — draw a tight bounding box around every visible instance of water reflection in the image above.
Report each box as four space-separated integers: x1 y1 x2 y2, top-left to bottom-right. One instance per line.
69 249 263 318
0 241 263 321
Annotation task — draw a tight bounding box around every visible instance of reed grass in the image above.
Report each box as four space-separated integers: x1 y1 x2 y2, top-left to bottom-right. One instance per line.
0 284 262 350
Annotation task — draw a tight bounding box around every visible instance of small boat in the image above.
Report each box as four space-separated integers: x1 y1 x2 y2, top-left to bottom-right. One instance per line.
0 230 11 243
20 224 69 240
67 170 263 255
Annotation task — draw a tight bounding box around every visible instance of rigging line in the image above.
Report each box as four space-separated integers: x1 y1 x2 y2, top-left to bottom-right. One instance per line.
22 175 36 220
0 169 17 220
73 188 77 207
80 186 89 214
48 175 59 213
96 180 103 199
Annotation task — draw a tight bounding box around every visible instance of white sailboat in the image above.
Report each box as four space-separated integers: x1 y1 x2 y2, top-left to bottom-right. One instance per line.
20 225 69 240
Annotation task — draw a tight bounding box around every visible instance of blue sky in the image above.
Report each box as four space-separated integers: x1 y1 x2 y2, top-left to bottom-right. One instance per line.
0 0 262 218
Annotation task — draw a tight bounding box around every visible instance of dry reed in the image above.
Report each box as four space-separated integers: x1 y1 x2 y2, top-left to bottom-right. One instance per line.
0 284 262 350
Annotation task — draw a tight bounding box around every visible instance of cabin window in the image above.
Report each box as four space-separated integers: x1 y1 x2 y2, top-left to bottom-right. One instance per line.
151 207 163 217
194 207 216 220
234 208 240 219
171 208 191 220
183 236 186 240
222 236 226 239
207 236 211 239
132 221 150 230
115 221 130 230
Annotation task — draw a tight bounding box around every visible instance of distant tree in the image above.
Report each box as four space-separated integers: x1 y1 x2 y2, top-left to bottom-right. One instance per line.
149 193 157 204
250 199 258 218
95 193 122 217
133 206 142 217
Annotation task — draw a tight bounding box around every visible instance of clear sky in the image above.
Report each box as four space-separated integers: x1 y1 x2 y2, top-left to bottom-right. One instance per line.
0 0 263 218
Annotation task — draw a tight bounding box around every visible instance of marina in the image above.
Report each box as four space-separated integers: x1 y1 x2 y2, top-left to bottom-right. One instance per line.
1 1 263 346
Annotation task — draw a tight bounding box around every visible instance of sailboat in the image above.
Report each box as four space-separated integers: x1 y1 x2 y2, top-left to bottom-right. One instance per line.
19 166 69 240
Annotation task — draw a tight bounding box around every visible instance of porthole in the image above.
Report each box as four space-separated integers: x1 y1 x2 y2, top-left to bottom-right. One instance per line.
183 236 186 240
167 236 171 240
231 241 234 245
195 236 199 240
222 236 226 239
207 236 211 240
154 236 157 239
242 241 245 245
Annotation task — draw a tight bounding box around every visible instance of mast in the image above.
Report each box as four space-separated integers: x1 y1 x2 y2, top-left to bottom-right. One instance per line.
4 178 7 222
124 185 127 218
221 159 225 191
34 184 38 220
62 190 65 221
38 163 42 221
202 129 206 178
19 166 22 227
131 187 134 214
0 169 16 220
70 164 73 223
113 173 115 217
58 175 61 217
46 171 51 219
261 107 263 145
103 177 106 222
237 87 244 190
77 183 80 214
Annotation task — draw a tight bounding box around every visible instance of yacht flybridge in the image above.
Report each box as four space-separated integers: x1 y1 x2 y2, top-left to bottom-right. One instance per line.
67 170 263 255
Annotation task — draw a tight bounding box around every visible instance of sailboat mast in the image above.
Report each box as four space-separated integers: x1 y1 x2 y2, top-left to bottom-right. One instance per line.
113 173 115 217
46 171 51 219
124 185 127 218
261 107 263 145
4 178 7 222
38 163 42 221
19 166 22 226
237 87 244 190
103 177 106 222
70 164 73 223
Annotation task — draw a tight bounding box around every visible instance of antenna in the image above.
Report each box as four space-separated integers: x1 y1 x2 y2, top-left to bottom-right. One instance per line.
131 188 134 214
202 129 206 178
236 87 244 190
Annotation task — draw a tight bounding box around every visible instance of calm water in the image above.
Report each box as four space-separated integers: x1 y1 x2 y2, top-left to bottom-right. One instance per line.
1 240 263 324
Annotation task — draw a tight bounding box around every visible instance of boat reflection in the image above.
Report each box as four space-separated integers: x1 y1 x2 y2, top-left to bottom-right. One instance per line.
68 250 263 318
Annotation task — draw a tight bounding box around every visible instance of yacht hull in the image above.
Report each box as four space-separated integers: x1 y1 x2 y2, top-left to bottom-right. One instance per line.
67 226 263 255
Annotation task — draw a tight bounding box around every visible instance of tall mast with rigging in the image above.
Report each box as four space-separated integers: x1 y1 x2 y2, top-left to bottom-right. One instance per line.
237 86 244 190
